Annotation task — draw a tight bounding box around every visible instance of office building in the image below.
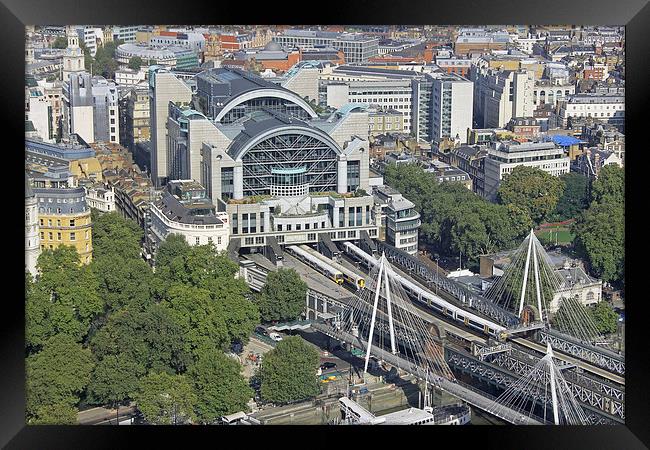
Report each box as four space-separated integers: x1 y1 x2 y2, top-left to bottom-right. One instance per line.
272 30 379 63
149 180 230 256
484 140 570 201
115 43 200 69
557 93 625 129
62 73 120 144
430 73 474 144
119 85 150 152
112 26 139 42
82 182 116 213
323 66 473 144
149 31 206 54
148 66 194 187
33 185 93 264
373 185 420 255
472 67 535 129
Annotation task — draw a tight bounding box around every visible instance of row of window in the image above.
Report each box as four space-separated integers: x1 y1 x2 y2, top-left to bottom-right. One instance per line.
566 112 619 118
276 221 327 232
40 230 89 241
40 218 81 227
195 235 223 246
567 104 623 110
38 197 83 204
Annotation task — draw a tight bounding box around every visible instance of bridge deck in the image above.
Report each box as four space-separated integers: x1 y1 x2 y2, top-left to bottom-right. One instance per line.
311 322 542 425
512 337 625 385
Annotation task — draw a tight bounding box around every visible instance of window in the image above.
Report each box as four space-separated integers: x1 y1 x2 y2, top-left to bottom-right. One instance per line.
287 224 292 231
296 224 301 231
40 232 44 240
57 232 61 241
40 219 44 226
70 219 75 227
305 223 310 230
277 224 283 231
195 237 200 245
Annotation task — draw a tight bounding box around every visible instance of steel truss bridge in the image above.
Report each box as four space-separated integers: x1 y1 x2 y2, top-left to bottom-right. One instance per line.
457 340 624 422
310 321 542 425
243 237 625 425
374 241 625 378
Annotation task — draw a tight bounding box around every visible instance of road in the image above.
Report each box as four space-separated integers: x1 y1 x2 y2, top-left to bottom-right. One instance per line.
77 405 136 425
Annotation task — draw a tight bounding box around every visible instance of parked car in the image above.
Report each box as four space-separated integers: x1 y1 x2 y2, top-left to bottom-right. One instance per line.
269 332 283 342
255 326 268 336
320 362 337 370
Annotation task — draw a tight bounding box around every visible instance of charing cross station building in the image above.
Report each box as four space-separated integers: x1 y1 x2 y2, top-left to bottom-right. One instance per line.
147 66 421 256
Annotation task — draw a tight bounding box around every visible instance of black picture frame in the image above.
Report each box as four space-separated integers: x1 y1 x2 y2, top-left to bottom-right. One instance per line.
3 0 648 448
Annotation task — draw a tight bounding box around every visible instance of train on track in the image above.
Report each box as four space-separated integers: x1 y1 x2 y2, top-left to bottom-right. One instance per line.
342 241 508 339
286 245 367 289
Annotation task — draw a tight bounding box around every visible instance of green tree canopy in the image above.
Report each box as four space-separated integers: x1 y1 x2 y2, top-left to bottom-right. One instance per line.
256 268 307 323
90 304 189 375
189 348 253 423
155 237 258 349
128 56 143 70
26 334 94 422
29 403 79 425
155 240 238 290
91 256 154 312
553 172 590 221
90 39 123 79
91 212 143 260
590 301 618 335
87 353 143 407
162 284 229 358
497 165 564 225
52 36 68 49
590 164 624 206
384 163 530 267
134 372 197 425
26 246 103 350
259 336 320 405
154 234 191 270
573 201 624 284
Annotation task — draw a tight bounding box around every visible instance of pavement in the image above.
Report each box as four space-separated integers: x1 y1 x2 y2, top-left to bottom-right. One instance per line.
241 336 275 379
77 405 136 425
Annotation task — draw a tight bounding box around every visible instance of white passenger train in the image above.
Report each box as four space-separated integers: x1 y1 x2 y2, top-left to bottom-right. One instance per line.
286 245 344 285
342 241 508 339
297 245 366 290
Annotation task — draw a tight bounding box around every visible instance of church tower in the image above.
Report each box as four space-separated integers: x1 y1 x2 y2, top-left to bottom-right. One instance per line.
62 25 85 82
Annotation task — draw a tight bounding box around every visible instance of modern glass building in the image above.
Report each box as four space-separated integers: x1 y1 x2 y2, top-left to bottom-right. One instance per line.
195 68 318 123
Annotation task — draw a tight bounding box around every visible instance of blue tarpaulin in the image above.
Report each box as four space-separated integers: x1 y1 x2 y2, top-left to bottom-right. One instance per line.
550 135 583 146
